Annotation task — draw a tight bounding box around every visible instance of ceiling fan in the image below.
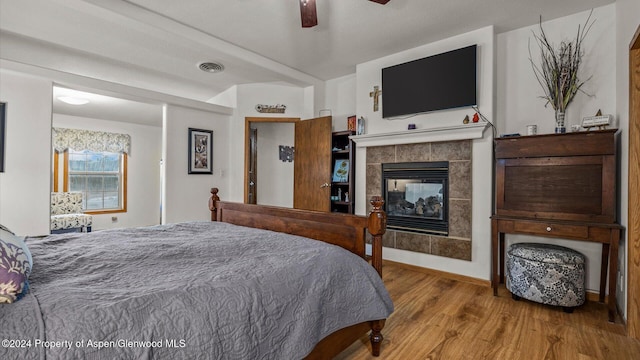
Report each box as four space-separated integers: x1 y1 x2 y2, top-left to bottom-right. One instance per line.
299 0 390 28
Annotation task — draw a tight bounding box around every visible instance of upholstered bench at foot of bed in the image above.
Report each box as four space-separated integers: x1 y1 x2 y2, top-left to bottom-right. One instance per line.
506 242 586 312
51 214 92 233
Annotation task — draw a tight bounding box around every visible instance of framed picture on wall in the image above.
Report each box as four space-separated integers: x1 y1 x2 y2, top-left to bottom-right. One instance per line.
188 128 213 174
0 102 6 173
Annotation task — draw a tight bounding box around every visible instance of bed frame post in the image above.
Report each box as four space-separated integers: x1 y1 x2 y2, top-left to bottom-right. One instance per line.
369 319 386 356
368 196 386 278
209 188 220 221
367 196 387 356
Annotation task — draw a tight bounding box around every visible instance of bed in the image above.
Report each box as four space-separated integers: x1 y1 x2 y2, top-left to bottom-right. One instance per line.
0 189 393 359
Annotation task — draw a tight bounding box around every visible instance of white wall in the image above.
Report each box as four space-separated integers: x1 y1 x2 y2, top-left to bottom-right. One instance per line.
615 0 639 320
208 85 237 109
497 5 616 294
351 26 496 281
325 74 357 132
497 6 616 135
162 104 230 223
53 114 162 230
0 70 52 236
226 83 307 203
356 26 495 136
253 122 294 207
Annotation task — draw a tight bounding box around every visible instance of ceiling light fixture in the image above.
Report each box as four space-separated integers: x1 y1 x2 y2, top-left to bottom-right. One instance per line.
198 62 225 73
58 96 90 105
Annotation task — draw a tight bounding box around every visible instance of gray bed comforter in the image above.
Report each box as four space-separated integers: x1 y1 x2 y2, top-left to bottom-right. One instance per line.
0 221 393 360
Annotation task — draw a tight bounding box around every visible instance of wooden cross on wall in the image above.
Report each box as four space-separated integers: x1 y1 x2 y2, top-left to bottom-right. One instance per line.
369 86 382 112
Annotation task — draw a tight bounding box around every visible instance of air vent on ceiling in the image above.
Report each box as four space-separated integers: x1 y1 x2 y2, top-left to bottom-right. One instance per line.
198 62 225 73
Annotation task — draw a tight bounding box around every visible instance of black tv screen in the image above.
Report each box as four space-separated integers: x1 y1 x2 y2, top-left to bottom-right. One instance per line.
382 45 477 118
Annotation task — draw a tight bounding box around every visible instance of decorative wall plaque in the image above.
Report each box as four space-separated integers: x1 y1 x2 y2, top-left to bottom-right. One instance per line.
279 145 294 162
255 104 286 113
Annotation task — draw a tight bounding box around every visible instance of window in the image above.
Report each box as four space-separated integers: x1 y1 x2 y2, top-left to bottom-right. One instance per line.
53 150 128 214
51 127 130 214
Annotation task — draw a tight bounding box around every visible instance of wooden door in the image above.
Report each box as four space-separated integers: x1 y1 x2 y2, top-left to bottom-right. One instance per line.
294 116 332 211
628 24 640 340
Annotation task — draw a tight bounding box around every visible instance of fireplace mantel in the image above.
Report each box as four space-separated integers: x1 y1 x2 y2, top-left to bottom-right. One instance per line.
350 122 489 148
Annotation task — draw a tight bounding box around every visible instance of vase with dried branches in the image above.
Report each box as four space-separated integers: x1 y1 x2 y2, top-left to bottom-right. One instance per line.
529 11 595 133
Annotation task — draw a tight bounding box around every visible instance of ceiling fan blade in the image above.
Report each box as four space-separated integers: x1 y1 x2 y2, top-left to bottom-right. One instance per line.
369 0 390 4
300 0 318 28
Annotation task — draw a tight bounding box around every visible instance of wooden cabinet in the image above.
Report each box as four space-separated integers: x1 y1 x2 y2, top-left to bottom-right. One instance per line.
330 130 355 213
494 129 618 223
491 129 623 322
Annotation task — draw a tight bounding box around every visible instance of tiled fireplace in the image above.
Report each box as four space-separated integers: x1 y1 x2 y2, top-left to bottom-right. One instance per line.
366 140 472 260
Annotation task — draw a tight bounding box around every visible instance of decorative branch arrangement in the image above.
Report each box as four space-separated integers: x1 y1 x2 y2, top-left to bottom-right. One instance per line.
529 11 595 114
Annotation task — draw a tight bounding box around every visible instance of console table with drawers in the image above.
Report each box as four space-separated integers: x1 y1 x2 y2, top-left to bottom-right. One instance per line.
491 129 622 322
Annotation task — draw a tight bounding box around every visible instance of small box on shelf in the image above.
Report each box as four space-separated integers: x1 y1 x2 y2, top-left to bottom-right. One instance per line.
347 115 356 131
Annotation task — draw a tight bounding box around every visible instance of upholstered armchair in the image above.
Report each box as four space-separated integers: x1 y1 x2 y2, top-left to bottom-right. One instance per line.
50 192 93 233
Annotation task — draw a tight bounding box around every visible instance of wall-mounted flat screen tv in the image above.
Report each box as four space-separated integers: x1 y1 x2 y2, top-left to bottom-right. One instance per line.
382 44 477 118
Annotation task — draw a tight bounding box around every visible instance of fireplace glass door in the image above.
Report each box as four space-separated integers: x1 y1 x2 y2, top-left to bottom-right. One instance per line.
382 162 449 235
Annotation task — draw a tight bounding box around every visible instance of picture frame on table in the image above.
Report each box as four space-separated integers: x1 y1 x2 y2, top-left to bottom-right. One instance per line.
332 159 349 183
188 128 213 174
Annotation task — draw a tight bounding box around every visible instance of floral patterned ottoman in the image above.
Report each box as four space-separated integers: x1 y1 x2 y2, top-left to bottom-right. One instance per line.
506 243 586 312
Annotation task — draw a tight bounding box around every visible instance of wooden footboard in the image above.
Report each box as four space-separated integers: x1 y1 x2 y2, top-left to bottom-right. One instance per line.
208 188 388 357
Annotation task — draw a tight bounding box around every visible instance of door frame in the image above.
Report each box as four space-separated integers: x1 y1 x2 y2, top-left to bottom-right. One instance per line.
628 24 640 340
248 127 257 204
244 117 299 204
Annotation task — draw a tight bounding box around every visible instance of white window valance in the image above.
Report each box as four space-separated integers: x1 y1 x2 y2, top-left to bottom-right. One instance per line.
52 128 131 154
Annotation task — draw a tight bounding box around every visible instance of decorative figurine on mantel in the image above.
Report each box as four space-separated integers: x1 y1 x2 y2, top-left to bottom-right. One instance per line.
581 109 613 130
357 116 365 135
463 115 470 124
369 86 382 112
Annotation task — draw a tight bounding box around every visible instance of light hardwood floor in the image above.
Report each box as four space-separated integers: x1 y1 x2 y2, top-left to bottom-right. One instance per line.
336 261 640 360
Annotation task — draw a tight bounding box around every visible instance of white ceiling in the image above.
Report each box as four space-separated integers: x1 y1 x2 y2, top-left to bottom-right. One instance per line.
52 87 163 126
0 0 614 123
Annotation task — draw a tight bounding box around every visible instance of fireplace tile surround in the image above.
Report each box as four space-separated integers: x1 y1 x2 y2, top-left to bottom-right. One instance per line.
366 140 472 261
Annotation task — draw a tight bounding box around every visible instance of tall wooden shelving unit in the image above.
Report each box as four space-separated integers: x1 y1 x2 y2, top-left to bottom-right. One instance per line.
330 130 355 213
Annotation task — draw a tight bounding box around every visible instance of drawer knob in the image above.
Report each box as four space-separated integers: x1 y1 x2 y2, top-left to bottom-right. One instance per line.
546 226 552 232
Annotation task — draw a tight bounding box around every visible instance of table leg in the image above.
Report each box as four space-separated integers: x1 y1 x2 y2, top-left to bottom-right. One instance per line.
492 218 499 296
608 229 620 322
499 232 505 285
600 243 609 303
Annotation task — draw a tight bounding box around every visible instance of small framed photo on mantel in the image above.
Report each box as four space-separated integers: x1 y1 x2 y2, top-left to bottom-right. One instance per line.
347 115 356 131
188 128 213 174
